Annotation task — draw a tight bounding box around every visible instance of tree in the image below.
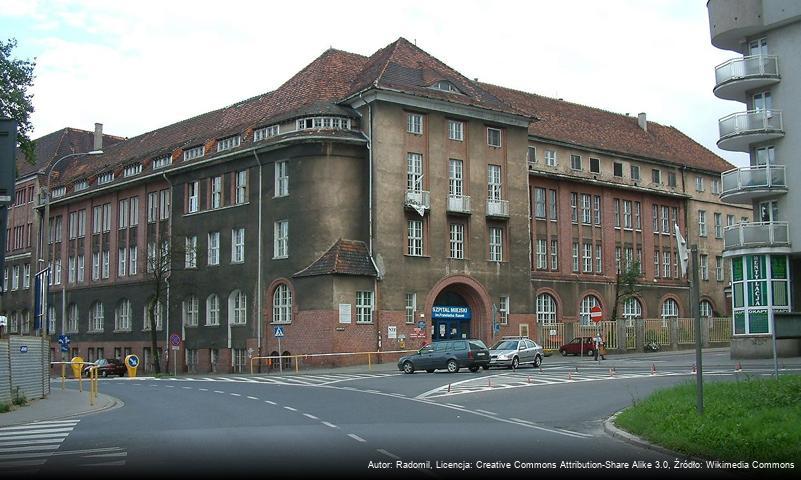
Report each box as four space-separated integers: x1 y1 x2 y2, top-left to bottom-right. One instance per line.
610 261 641 322
0 38 36 164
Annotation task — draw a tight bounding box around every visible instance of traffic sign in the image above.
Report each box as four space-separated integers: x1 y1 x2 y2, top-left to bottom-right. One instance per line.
417 320 426 330
274 326 285 337
60 344 69 352
58 335 70 345
169 334 181 346
493 323 501 333
126 355 139 368
590 305 603 323
19 345 28 353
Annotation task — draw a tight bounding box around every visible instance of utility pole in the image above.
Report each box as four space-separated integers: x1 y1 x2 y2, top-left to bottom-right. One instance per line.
690 245 703 415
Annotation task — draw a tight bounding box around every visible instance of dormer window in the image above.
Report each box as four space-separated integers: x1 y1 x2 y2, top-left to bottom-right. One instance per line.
153 155 172 170
183 145 205 161
431 80 461 94
296 116 351 131
74 180 88 192
97 172 114 185
123 163 142 177
51 186 66 199
254 124 279 142
217 135 241 152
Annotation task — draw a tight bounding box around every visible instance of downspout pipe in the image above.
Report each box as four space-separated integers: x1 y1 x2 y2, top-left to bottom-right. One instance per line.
161 172 173 372
252 150 263 366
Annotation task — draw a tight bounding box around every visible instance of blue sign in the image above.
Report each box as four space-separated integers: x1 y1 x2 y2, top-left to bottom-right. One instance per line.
274 326 285 338
417 320 426 329
494 323 501 333
60 345 69 352
19 345 28 353
126 355 139 368
431 306 471 320
58 335 70 345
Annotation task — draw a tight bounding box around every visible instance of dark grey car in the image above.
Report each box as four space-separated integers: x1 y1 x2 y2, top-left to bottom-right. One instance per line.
398 339 490 374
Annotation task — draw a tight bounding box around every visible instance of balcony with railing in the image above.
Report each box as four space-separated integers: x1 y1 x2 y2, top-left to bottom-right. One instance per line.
723 221 791 255
720 165 787 204
714 55 780 101
486 199 509 218
447 194 471 214
718 110 784 152
404 190 430 213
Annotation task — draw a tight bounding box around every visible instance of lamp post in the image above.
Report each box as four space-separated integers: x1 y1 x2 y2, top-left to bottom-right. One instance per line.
40 150 102 348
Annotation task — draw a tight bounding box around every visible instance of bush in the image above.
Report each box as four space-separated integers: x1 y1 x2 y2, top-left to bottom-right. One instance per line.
12 387 27 406
0 402 9 413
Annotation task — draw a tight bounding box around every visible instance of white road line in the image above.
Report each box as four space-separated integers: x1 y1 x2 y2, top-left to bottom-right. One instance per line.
0 433 70 442
377 449 400 460
347 434 366 443
0 452 56 460
0 438 65 448
80 460 126 467
0 428 75 438
446 403 464 409
265 401 276 405
182 386 192 390
199 388 208 392
303 414 319 420
283 406 297 412
246 396 259 400
165 385 174 388
0 422 77 432
0 445 61 453
0 458 48 468
321 422 338 429
202 378 216 381
508 418 587 439
84 452 127 458
51 447 123 456
213 390 225 394
475 409 497 416
555 428 593 438
229 393 241 397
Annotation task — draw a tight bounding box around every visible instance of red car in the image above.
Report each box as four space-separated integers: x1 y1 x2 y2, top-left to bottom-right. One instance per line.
558 337 598 356
83 358 127 377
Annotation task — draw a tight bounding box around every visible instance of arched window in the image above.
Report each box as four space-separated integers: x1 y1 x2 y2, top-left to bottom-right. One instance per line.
89 302 104 332
206 294 219 326
536 293 557 325
699 300 713 318
661 298 679 319
143 300 163 331
272 284 292 324
115 299 131 331
579 295 600 325
229 290 247 325
623 297 642 325
182 295 198 326
68 304 79 333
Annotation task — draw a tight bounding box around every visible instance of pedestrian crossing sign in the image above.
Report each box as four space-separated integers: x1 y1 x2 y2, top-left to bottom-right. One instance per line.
274 326 285 337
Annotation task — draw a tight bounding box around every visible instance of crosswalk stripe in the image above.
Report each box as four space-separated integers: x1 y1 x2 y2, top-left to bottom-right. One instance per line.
0 445 62 453
0 439 65 448
0 433 70 442
0 459 48 468
0 422 78 432
0 428 75 438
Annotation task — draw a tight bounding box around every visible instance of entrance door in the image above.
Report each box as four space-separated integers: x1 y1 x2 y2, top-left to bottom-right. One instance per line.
434 319 471 340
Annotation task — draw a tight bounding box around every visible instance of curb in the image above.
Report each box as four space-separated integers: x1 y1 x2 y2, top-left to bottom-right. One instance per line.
0 392 125 427
603 410 703 461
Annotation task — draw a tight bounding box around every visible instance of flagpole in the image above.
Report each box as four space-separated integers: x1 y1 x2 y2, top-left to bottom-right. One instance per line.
676 224 702 415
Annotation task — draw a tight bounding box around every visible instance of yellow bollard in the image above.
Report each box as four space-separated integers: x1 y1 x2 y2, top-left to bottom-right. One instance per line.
368 353 372 370
61 364 66 391
294 356 299 373
71 357 85 392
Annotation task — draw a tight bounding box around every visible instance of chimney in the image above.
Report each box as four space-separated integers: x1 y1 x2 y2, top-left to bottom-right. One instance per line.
637 113 647 132
93 123 103 151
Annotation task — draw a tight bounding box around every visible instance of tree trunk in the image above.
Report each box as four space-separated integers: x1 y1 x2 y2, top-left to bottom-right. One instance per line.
148 298 161 375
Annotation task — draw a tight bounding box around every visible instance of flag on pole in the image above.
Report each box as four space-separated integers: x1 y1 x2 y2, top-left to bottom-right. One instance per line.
675 223 689 277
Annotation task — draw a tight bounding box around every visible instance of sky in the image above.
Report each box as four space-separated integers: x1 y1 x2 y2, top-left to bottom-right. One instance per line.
0 0 749 167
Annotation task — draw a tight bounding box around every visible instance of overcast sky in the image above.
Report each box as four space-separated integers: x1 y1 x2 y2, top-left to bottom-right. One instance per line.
1 0 749 167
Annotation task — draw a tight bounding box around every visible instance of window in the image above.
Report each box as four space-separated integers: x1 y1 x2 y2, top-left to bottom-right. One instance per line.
123 163 142 177
187 181 199 213
700 254 709 280
11 265 19 290
208 232 220 266
89 301 104 332
591 195 600 225
68 256 76 283
235 170 248 204
229 290 247 325
545 150 556 167
118 248 127 277
527 146 536 165
536 294 557 325
206 294 219 326
536 239 547 269
273 284 292 323
549 190 558 221
448 120 463 141
211 176 222 208
662 206 670 233
488 165 502 201
489 227 503 262
183 145 204 161
630 165 640 181
582 243 592 273
661 299 679 319
48 216 62 244
407 220 423 256
572 242 579 272
581 194 591 224
67 304 79 333
119 199 129 229
97 171 113 185
356 291 374 323
254 124 279 142
22 263 30 289
92 252 100 280
497 296 509 325
102 250 110 279
217 135 241 152
651 169 661 184
570 154 582 170
405 293 416 324
653 250 660 278
590 158 600 173
185 236 197 268
77 255 85 282
432 80 460 93
700 300 713 318
714 213 722 238
698 210 707 237
115 299 131 332
695 176 704 192
296 116 351 130
51 186 66 198
275 161 289 197
712 179 721 194
74 180 88 192
534 187 546 218
755 146 775 166
668 172 676 188
147 192 158 223
449 223 465 259
153 155 172 169
613 162 623 177
614 199 620 228
407 113 423 134
232 228 245 263
716 256 724 281
550 240 558 270
92 206 102 234
652 205 659 232
274 220 288 259
183 296 199 326
623 200 632 229
448 159 463 197
129 247 137 276
407 153 423 192
623 298 642 324
634 202 641 230
727 214 735 227
579 295 600 325
595 244 602 273
487 127 502 147
159 190 170 220
663 251 671 278
570 193 578 223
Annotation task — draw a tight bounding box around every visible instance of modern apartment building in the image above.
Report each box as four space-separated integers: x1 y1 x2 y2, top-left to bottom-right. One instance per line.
708 0 801 357
2 38 742 372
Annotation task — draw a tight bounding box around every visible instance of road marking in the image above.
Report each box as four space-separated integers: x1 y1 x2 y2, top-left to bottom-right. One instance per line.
0 428 76 438
0 439 65 448
0 433 70 442
347 434 366 443
508 418 587 439
84 452 127 458
446 403 464 409
199 388 208 392
229 393 241 397
165 385 174 388
475 409 497 416
0 445 61 453
283 406 297 412
264 401 276 405
303 414 319 420
182 386 192 390
555 428 593 438
80 460 126 467
246 396 259 400
377 449 400 460
321 422 338 429
213 390 225 394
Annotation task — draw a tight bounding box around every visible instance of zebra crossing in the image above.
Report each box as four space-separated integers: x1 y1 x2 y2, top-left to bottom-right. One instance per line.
160 372 402 386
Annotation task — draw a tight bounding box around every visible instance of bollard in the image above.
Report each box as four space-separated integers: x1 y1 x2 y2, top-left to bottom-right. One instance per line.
651 364 656 376
568 371 572 381
368 353 372 370
295 356 299 373
691 364 697 374
447 383 451 393
61 364 66 390
609 368 615 377
488 377 492 388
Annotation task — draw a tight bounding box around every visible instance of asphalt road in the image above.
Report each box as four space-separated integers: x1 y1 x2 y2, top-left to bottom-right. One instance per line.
4 349 798 479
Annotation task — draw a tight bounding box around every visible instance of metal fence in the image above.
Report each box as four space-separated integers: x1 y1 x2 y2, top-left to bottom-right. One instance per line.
676 318 696 345
536 323 565 350
644 320 671 345
625 325 637 350
1 336 50 404
709 317 732 343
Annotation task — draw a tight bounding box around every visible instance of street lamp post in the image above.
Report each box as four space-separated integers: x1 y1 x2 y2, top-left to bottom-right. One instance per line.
40 151 102 352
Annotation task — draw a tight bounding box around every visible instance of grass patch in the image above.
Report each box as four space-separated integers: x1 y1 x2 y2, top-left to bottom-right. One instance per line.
0 402 9 413
615 375 801 462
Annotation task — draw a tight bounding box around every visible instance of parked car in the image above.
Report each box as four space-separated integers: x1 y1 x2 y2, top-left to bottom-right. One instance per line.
83 358 127 377
558 337 598 357
398 339 490 374
489 336 543 369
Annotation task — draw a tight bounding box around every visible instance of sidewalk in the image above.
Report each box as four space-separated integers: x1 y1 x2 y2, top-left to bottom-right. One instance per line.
0 384 122 427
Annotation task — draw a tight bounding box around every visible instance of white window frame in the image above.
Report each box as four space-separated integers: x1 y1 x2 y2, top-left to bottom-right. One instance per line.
536 294 557 325
185 236 197 269
235 170 248 204
183 296 199 326
208 232 220 266
272 284 292 324
211 176 222 208
187 181 199 213
216 135 241 152
232 228 245 263
407 113 423 134
448 120 463 141
405 293 416 324
356 291 374 324
183 145 205 161
487 127 502 148
489 227 503 262
407 219 423 256
229 290 247 325
449 223 464 259
275 161 289 197
273 221 288 259
206 294 219 326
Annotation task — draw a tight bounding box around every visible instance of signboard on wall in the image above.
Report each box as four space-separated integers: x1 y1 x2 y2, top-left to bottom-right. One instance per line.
387 326 397 339
432 306 471 320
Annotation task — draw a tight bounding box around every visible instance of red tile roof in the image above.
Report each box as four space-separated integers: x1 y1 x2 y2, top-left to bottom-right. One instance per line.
481 83 734 173
293 239 377 278
15 128 126 178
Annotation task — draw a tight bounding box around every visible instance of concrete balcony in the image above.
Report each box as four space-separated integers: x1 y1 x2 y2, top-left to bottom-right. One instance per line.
486 199 509 218
720 165 787 204
714 55 780 101
404 190 430 213
718 110 784 152
447 194 471 215
723 221 791 256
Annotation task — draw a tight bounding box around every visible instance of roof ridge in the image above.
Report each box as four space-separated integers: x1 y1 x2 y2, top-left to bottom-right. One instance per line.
374 38 405 86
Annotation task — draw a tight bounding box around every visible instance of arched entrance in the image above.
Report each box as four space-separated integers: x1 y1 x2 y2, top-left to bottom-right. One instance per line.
425 275 492 343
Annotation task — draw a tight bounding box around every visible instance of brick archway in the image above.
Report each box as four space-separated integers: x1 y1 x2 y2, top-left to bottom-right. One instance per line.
423 275 493 343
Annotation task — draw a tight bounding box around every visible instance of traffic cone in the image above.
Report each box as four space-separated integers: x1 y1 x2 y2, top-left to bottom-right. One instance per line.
575 366 579 373
650 364 656 376
568 371 573 381
609 368 616 377
447 383 451 393
527 375 531 384
691 364 697 374
735 362 742 372
488 377 492 388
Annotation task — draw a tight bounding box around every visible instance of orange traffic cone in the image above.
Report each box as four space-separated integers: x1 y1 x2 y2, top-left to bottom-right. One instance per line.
568 371 573 381
735 362 743 372
651 364 656 376
691 364 697 374
609 368 616 377
527 375 531 384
